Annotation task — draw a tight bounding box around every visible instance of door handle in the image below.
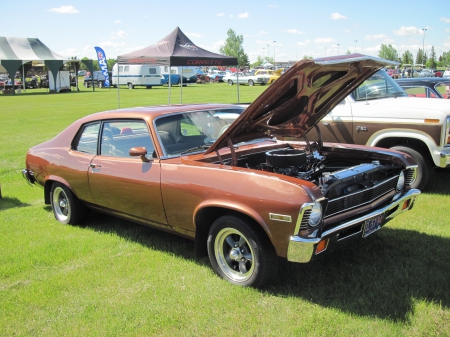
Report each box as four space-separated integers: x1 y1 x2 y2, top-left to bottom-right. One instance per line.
89 164 102 169
322 122 330 126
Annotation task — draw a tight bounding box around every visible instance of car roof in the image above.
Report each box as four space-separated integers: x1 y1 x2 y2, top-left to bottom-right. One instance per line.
395 78 450 85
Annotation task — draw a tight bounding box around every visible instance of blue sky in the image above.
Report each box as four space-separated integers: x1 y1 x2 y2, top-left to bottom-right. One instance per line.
1 0 449 63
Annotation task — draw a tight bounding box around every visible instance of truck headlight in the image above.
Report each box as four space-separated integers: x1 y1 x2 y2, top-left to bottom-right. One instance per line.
308 202 323 227
396 171 405 191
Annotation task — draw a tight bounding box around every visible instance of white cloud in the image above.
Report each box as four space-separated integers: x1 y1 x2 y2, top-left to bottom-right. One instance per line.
217 13 225 17
440 17 450 23
98 41 126 48
297 40 311 46
345 29 351 34
314 37 335 44
238 12 249 19
187 33 203 38
268 4 279 8
393 26 422 36
365 34 388 41
114 20 121 24
330 13 347 20
47 5 79 14
110 30 129 39
286 29 303 35
259 31 268 35
446 28 450 33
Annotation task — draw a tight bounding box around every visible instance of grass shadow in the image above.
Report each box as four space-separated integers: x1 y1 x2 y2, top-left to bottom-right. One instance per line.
0 196 31 210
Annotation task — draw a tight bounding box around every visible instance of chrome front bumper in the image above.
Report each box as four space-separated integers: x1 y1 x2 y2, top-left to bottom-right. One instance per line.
287 188 421 263
22 168 36 186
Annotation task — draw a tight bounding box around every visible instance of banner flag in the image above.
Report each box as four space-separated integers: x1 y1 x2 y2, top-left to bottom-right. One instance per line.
94 46 110 87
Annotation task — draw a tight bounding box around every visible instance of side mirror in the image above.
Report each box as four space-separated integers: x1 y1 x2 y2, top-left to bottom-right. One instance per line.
129 147 152 162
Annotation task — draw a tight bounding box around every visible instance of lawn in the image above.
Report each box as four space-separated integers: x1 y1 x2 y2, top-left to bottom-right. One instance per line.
1 84 450 337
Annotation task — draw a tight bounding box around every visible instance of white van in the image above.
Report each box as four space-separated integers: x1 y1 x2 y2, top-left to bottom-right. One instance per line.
112 64 162 89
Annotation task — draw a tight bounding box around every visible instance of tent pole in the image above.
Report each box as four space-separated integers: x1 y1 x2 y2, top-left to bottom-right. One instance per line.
168 64 171 104
236 66 240 103
180 66 183 103
117 63 120 109
22 64 26 93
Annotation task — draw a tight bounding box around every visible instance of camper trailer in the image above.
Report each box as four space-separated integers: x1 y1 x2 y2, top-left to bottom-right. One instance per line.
111 64 162 89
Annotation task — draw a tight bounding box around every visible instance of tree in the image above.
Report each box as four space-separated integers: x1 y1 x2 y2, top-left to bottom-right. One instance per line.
378 44 398 61
107 59 116 71
415 49 427 66
426 46 437 69
219 29 249 67
401 50 413 65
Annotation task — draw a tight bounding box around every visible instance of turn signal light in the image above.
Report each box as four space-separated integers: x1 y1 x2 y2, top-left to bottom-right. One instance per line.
402 199 411 210
315 239 329 255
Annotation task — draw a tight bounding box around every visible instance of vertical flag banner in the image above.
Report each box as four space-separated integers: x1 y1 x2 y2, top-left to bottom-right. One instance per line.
94 46 110 87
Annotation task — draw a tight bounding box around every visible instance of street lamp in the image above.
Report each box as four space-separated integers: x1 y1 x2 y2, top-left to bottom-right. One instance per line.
354 40 358 53
267 44 270 60
337 43 340 55
263 48 265 61
273 41 276 63
422 28 427 66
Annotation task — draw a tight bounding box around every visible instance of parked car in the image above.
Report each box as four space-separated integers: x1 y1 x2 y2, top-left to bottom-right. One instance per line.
395 78 450 99
78 70 87 77
84 71 112 88
22 54 421 287
443 69 450 78
387 69 400 79
311 69 450 190
208 71 226 83
418 69 436 77
267 69 284 84
433 69 443 77
223 72 268 86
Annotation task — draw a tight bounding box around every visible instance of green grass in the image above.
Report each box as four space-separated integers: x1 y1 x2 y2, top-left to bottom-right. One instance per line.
1 85 450 336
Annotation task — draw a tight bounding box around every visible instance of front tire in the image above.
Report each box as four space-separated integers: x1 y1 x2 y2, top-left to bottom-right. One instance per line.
248 80 254 86
390 145 433 190
50 182 87 225
207 215 276 287
228 80 234 85
128 83 134 89
98 81 103 88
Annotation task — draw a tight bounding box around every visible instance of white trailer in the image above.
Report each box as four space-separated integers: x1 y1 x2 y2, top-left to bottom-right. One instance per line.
48 70 71 92
112 64 162 89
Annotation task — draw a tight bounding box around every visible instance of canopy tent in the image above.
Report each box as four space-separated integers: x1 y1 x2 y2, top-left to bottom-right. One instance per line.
0 37 89 94
117 27 238 104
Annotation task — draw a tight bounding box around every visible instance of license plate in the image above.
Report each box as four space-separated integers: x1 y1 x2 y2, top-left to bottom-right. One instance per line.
363 214 383 237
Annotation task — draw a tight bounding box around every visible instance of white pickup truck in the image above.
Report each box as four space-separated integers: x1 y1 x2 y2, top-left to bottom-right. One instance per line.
314 69 450 190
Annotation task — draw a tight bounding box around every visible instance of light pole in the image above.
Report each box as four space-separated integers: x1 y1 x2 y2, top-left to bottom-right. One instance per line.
273 41 276 64
267 44 270 61
354 40 358 53
422 28 427 66
263 48 265 61
337 43 340 55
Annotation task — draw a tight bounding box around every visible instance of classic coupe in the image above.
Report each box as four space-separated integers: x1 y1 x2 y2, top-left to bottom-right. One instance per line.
23 54 420 287
223 72 268 86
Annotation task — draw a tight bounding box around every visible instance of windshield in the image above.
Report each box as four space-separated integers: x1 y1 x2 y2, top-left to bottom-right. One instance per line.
154 108 244 157
351 69 407 101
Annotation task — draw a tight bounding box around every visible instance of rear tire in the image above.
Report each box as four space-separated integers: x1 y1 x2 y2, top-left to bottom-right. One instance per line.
128 83 134 89
50 182 87 225
228 80 233 85
390 145 433 190
248 80 254 86
207 215 276 287
98 81 103 88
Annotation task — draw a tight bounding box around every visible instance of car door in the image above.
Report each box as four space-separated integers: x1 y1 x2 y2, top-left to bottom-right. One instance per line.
317 98 354 144
88 120 168 227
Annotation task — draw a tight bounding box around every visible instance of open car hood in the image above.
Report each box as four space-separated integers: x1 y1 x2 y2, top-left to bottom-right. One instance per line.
205 54 397 155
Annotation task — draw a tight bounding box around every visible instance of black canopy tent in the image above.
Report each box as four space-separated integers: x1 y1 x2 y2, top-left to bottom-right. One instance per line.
116 27 238 105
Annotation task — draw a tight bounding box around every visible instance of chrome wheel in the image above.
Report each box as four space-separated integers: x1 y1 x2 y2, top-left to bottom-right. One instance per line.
214 227 255 282
52 186 70 223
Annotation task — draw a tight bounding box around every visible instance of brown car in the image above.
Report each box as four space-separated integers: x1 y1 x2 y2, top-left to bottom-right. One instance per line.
23 54 420 287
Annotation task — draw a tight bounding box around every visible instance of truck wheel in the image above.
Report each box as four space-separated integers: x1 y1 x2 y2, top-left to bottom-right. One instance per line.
128 83 134 89
50 182 87 225
98 81 103 88
248 80 254 86
228 80 233 85
207 215 275 287
390 145 433 190
146 86 152 89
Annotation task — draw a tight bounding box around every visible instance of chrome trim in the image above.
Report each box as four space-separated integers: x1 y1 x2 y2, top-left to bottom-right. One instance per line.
287 188 420 263
293 198 326 235
445 116 450 146
269 213 292 222
22 168 36 186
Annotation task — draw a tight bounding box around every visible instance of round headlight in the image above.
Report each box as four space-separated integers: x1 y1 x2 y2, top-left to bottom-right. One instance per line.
308 202 323 227
396 171 405 191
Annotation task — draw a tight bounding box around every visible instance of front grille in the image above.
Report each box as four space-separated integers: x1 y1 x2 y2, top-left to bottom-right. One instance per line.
404 168 416 186
325 175 398 218
299 209 311 231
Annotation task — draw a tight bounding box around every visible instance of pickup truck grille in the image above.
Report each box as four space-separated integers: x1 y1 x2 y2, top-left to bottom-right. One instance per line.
324 175 398 218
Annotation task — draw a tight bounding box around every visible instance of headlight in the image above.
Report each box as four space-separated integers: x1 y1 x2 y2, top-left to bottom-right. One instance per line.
308 202 323 227
396 171 405 191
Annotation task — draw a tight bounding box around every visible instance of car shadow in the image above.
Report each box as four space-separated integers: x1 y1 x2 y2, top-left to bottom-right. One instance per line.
0 196 31 210
71 210 450 322
427 168 450 194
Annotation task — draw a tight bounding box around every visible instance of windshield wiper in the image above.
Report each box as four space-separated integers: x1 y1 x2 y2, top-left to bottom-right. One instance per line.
180 145 210 155
390 91 405 98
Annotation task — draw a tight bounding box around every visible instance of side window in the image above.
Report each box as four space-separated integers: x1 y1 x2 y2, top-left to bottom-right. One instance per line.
149 68 156 75
74 123 100 154
124 66 129 72
403 87 426 98
100 120 154 158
